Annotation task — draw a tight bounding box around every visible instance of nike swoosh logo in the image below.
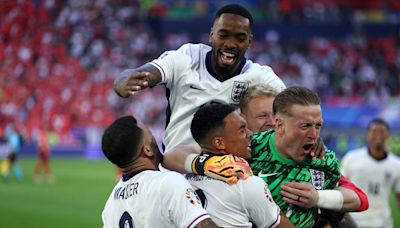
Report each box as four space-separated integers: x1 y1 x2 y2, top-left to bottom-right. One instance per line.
258 171 278 178
190 85 205 91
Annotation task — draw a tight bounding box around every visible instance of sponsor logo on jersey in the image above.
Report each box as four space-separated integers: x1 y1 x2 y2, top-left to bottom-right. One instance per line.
190 85 205 91
231 81 249 103
258 171 278 178
309 169 325 190
185 188 202 205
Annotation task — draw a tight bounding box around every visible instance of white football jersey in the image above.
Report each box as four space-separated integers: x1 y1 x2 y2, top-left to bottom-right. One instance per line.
186 174 281 228
102 170 210 228
341 147 400 228
151 43 286 152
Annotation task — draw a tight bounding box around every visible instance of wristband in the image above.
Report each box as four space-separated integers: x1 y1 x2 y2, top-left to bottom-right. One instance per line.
184 153 198 173
317 190 344 211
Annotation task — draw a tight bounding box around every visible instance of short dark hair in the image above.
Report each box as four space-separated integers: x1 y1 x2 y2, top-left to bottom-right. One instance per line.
368 118 390 132
191 103 237 144
102 116 143 168
214 4 253 28
273 86 321 116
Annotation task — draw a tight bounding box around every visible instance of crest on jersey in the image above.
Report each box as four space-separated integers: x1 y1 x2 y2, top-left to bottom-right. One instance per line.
185 188 202 206
231 81 249 103
309 169 325 190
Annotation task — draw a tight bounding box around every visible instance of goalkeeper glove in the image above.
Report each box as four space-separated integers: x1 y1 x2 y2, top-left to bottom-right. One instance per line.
191 152 253 184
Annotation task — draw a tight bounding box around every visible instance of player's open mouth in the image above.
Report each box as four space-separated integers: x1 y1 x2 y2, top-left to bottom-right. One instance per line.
247 142 252 150
303 144 313 153
219 51 237 65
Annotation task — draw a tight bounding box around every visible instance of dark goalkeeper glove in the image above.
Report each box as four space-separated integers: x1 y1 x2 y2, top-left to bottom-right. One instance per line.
191 152 253 184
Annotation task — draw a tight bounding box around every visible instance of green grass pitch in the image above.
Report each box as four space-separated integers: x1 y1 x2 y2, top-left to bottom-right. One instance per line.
0 158 116 228
0 158 399 228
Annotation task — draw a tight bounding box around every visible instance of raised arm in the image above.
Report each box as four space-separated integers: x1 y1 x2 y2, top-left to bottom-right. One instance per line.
113 63 162 98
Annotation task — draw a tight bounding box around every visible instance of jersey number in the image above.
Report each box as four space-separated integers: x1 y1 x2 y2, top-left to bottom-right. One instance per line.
368 182 380 195
119 211 134 228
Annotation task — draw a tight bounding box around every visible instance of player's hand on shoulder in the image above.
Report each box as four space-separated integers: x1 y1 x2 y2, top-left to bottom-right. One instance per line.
192 153 253 184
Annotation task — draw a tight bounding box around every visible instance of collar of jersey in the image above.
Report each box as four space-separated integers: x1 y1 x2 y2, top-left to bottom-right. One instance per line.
122 169 157 182
205 51 246 82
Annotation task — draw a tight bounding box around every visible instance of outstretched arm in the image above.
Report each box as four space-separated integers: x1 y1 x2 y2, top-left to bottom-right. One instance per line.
163 144 201 174
114 63 162 98
163 144 253 184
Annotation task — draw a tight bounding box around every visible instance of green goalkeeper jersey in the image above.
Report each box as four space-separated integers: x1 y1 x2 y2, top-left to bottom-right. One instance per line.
250 130 341 228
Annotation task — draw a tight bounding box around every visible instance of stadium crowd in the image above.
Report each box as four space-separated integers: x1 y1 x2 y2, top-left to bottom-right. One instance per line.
1 0 400 146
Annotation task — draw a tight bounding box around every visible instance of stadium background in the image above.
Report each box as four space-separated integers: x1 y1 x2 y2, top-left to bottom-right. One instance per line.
0 0 399 227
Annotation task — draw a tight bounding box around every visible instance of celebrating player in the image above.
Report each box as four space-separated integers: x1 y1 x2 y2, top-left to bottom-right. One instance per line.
186 103 294 227
240 84 368 215
113 4 286 152
101 116 220 228
164 87 364 227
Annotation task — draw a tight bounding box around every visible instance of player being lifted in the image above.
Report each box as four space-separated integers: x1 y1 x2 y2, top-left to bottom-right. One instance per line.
113 4 285 153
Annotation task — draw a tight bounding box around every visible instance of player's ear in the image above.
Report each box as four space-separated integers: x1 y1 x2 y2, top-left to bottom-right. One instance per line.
212 136 225 151
275 116 284 134
141 144 153 157
209 28 214 43
248 34 253 47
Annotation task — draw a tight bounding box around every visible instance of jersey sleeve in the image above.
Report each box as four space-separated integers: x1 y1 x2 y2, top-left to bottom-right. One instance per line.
339 175 369 211
243 176 281 228
150 43 194 88
161 172 210 228
257 65 286 92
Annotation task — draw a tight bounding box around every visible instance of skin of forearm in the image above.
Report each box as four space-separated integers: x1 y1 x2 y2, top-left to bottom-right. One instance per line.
337 187 361 212
162 145 200 173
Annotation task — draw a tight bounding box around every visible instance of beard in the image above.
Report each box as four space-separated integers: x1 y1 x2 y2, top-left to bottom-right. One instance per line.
150 140 163 165
374 143 385 151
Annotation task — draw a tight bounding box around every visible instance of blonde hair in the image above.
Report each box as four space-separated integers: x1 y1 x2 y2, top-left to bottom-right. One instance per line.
273 86 320 116
239 84 278 111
